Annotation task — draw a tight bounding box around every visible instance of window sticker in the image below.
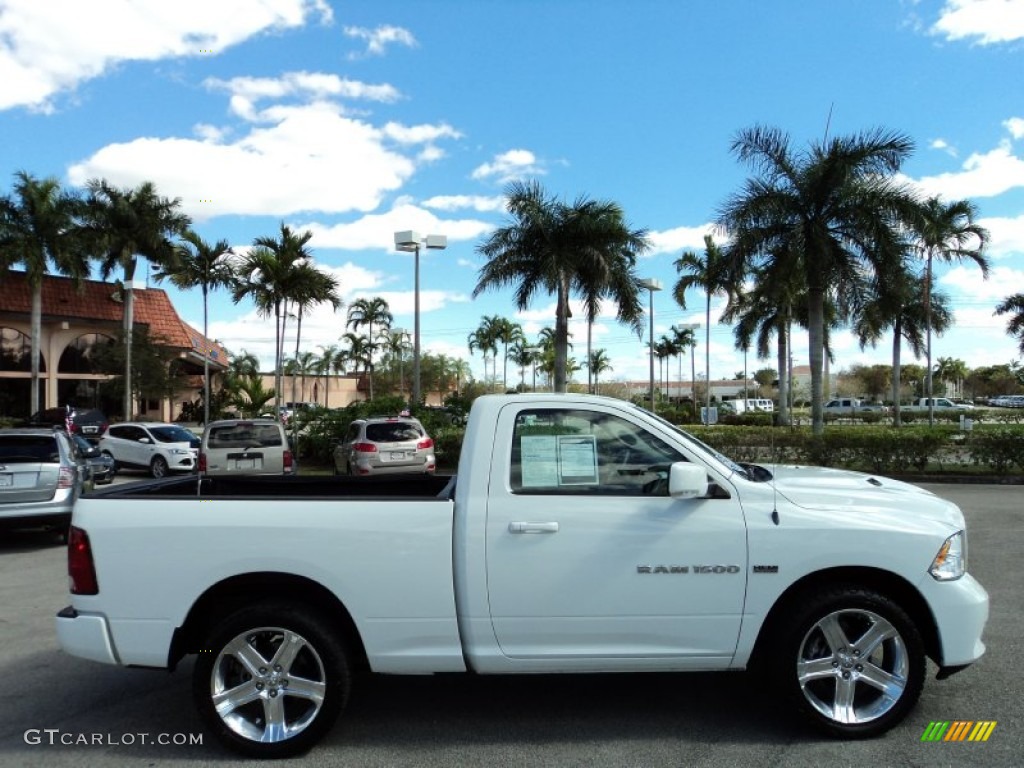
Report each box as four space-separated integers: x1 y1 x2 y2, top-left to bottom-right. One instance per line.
519 434 598 488
556 435 598 485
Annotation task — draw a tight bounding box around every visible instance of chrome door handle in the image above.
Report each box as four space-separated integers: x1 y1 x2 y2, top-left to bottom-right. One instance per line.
508 522 559 534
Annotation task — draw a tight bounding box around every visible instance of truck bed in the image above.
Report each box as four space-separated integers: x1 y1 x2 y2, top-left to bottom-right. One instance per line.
84 473 456 499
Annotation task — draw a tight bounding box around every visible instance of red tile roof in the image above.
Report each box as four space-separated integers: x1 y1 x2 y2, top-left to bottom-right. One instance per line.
0 271 228 366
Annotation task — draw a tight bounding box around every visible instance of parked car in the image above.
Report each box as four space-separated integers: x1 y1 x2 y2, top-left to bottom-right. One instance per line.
200 418 295 476
27 406 109 438
333 416 436 476
99 423 200 478
71 434 116 485
0 427 86 532
823 398 889 415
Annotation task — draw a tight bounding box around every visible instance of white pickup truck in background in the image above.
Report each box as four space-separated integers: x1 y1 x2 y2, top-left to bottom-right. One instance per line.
903 397 974 412
56 394 989 758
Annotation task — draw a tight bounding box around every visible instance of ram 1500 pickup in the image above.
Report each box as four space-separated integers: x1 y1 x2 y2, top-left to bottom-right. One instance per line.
55 394 989 758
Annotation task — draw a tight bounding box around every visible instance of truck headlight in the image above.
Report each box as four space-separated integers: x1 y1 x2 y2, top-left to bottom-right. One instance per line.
929 531 966 581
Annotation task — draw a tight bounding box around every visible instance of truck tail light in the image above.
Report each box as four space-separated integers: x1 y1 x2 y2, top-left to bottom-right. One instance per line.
57 466 75 489
284 450 294 473
69 526 99 595
354 442 378 453
417 437 434 450
198 452 207 472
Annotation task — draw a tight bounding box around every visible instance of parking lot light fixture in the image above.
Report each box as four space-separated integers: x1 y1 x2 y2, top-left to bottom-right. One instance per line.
394 231 447 405
638 278 662 410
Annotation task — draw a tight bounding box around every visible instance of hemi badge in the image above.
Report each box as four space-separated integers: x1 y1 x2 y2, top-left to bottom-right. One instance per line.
753 565 779 574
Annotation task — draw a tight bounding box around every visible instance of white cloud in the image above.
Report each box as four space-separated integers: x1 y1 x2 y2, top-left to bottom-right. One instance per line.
931 0 1024 44
0 0 332 112
343 25 417 58
471 149 545 183
382 121 462 144
940 263 1024 301
906 140 1024 199
979 213 1024 257
930 138 958 157
1005 117 1024 139
68 101 415 219
421 195 506 212
646 224 720 256
296 202 492 250
205 71 402 122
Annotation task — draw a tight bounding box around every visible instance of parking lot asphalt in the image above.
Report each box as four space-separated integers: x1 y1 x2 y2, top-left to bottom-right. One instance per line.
0 482 1019 767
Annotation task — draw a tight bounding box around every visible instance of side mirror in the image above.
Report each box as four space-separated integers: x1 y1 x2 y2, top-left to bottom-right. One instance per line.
139 437 152 444
668 462 709 500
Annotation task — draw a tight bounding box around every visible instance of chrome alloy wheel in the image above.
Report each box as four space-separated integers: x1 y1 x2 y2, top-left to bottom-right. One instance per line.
796 608 909 725
209 626 327 744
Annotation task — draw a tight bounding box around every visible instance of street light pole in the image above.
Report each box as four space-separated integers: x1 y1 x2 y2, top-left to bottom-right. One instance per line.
638 279 662 411
394 231 447 406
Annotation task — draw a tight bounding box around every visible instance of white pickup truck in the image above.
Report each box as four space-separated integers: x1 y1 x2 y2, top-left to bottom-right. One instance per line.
55 394 989 758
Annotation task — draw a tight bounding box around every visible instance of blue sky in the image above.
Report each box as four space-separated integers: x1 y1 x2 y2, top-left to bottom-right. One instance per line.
3 0 1023 386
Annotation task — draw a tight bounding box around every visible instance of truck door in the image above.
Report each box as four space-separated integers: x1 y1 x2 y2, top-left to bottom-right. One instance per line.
484 404 748 669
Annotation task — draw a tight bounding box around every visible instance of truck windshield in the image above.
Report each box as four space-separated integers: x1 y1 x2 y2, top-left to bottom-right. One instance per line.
639 408 748 478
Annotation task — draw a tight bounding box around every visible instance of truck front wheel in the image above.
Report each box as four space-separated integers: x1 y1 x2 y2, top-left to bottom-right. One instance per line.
193 603 350 758
776 586 925 738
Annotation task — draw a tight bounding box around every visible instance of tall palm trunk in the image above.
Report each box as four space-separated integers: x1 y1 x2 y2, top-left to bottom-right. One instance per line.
776 322 790 426
122 259 138 420
807 286 826 435
891 317 904 427
554 274 570 392
704 295 711 421
30 285 43 414
202 285 210 425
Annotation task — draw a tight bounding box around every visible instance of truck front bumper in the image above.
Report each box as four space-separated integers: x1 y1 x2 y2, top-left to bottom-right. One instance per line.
925 573 989 668
55 606 119 665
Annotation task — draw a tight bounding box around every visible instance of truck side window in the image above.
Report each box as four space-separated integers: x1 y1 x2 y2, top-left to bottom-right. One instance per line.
510 408 685 496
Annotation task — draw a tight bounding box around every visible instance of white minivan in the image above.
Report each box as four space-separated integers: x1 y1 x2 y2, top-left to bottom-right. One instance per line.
199 419 295 476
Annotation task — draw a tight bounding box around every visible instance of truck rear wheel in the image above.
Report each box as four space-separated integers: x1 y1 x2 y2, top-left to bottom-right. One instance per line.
193 603 350 758
775 586 925 738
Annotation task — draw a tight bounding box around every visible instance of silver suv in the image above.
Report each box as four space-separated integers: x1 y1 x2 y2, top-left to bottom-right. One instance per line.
99 423 200 478
200 419 295 476
0 428 87 532
333 417 436 476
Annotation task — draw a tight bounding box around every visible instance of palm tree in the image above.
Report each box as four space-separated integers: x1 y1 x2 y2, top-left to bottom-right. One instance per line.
468 316 501 387
346 297 392 400
474 180 649 392
934 357 969 401
314 344 345 408
912 196 988 424
655 336 677 403
995 294 1024 354
234 223 318 415
82 179 190 419
670 325 698 409
287 264 341 409
0 171 89 415
587 348 613 395
493 317 525 391
719 125 920 434
341 331 372 393
151 230 233 425
509 340 535 390
854 266 952 425
674 234 736 421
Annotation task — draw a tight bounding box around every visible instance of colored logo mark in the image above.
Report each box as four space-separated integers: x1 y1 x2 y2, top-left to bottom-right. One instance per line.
921 720 997 742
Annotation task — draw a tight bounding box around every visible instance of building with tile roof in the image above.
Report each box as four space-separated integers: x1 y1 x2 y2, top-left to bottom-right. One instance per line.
0 271 228 421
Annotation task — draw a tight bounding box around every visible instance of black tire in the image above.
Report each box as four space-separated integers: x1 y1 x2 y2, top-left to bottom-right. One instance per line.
150 455 169 478
773 585 925 738
193 602 350 759
101 451 119 471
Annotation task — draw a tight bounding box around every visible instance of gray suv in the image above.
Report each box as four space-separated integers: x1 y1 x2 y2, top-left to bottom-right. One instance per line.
0 428 87 532
333 417 436 476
